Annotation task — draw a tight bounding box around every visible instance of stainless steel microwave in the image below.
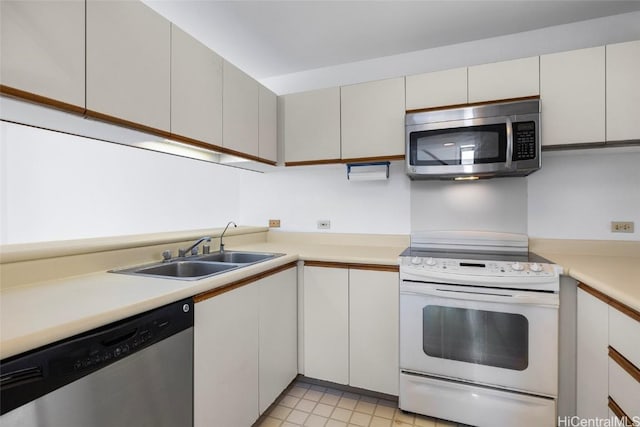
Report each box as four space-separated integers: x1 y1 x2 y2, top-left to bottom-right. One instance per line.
405 98 541 180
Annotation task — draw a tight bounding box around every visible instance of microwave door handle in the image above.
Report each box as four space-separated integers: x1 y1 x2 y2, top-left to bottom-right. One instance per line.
505 116 513 169
401 286 558 307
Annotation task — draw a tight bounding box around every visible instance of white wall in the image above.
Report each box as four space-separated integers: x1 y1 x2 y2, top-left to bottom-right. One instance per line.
411 178 528 234
238 161 411 235
528 147 640 241
2 122 638 244
0 122 247 244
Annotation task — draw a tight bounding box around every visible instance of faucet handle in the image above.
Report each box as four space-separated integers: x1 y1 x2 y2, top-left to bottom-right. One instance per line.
162 250 172 262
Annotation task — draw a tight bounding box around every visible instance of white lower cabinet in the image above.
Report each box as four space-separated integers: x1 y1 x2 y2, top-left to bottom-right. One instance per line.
259 267 298 413
303 266 350 384
576 287 609 420
194 265 297 427
194 282 259 427
303 264 399 395
349 269 399 395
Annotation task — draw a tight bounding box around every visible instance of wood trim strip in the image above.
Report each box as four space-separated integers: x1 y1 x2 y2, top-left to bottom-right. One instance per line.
85 109 173 140
304 260 399 273
340 155 405 164
405 95 540 114
285 159 343 167
609 346 640 383
1 85 86 115
542 141 640 152
608 397 634 426
286 155 405 167
193 261 297 303
2 86 277 166
169 133 277 166
578 282 640 323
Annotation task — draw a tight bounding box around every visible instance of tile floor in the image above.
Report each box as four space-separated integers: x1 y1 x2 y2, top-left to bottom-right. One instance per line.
257 379 467 427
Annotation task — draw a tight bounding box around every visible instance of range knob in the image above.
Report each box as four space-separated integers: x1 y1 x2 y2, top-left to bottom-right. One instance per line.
425 257 437 266
411 257 422 265
530 263 543 272
511 262 524 271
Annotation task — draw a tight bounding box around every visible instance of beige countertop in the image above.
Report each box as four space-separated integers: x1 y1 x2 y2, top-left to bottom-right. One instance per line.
0 231 406 359
3 230 637 361
531 239 640 313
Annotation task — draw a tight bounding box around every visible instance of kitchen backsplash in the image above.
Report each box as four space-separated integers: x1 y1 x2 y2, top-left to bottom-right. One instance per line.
1 122 638 244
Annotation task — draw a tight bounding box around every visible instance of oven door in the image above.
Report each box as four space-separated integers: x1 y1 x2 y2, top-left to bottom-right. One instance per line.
400 281 558 397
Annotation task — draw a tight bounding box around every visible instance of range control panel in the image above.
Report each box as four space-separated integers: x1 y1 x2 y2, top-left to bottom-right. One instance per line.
400 256 556 278
512 121 537 161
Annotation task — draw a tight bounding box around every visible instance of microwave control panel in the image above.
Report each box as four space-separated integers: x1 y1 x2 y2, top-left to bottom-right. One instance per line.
512 121 537 161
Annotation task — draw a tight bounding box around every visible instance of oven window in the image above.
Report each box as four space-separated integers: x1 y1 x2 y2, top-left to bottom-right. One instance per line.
410 124 507 166
422 306 528 371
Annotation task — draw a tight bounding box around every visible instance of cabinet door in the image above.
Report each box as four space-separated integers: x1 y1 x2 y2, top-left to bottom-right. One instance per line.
540 46 605 146
606 40 640 142
468 56 539 103
349 269 399 395
576 288 609 419
341 77 406 160
86 0 171 131
283 87 341 164
258 267 298 413
223 61 259 157
303 266 349 384
259 85 278 162
194 284 259 427
405 68 467 111
171 25 223 147
0 0 85 108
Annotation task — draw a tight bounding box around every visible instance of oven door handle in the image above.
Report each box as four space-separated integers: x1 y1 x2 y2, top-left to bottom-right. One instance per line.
401 285 559 307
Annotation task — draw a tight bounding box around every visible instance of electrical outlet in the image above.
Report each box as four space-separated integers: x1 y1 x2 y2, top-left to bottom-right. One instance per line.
317 220 331 230
268 219 281 228
611 221 634 233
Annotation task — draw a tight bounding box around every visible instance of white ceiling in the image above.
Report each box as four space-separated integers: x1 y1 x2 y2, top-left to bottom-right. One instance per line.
145 0 640 81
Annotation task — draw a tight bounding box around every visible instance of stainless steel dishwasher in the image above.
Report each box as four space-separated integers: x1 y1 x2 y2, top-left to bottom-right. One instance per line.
0 298 193 427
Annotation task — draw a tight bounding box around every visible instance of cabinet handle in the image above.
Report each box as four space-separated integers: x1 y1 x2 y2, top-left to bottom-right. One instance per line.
608 397 634 427
609 346 640 383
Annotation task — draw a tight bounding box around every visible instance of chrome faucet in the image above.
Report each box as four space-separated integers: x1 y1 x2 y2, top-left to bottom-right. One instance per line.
219 221 237 253
178 236 211 258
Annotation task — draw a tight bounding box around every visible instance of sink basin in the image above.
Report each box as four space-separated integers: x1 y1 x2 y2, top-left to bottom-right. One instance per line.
193 251 279 264
112 261 241 280
111 251 282 280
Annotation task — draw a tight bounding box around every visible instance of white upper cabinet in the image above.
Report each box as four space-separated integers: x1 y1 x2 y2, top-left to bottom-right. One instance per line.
540 46 605 146
606 40 640 142
468 56 539 103
405 67 467 111
223 61 260 157
283 87 341 164
171 25 223 146
259 85 278 163
341 77 406 160
86 0 171 131
0 0 85 108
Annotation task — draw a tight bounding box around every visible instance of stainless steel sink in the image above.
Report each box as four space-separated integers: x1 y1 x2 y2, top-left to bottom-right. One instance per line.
193 251 278 264
110 251 282 280
111 261 241 280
